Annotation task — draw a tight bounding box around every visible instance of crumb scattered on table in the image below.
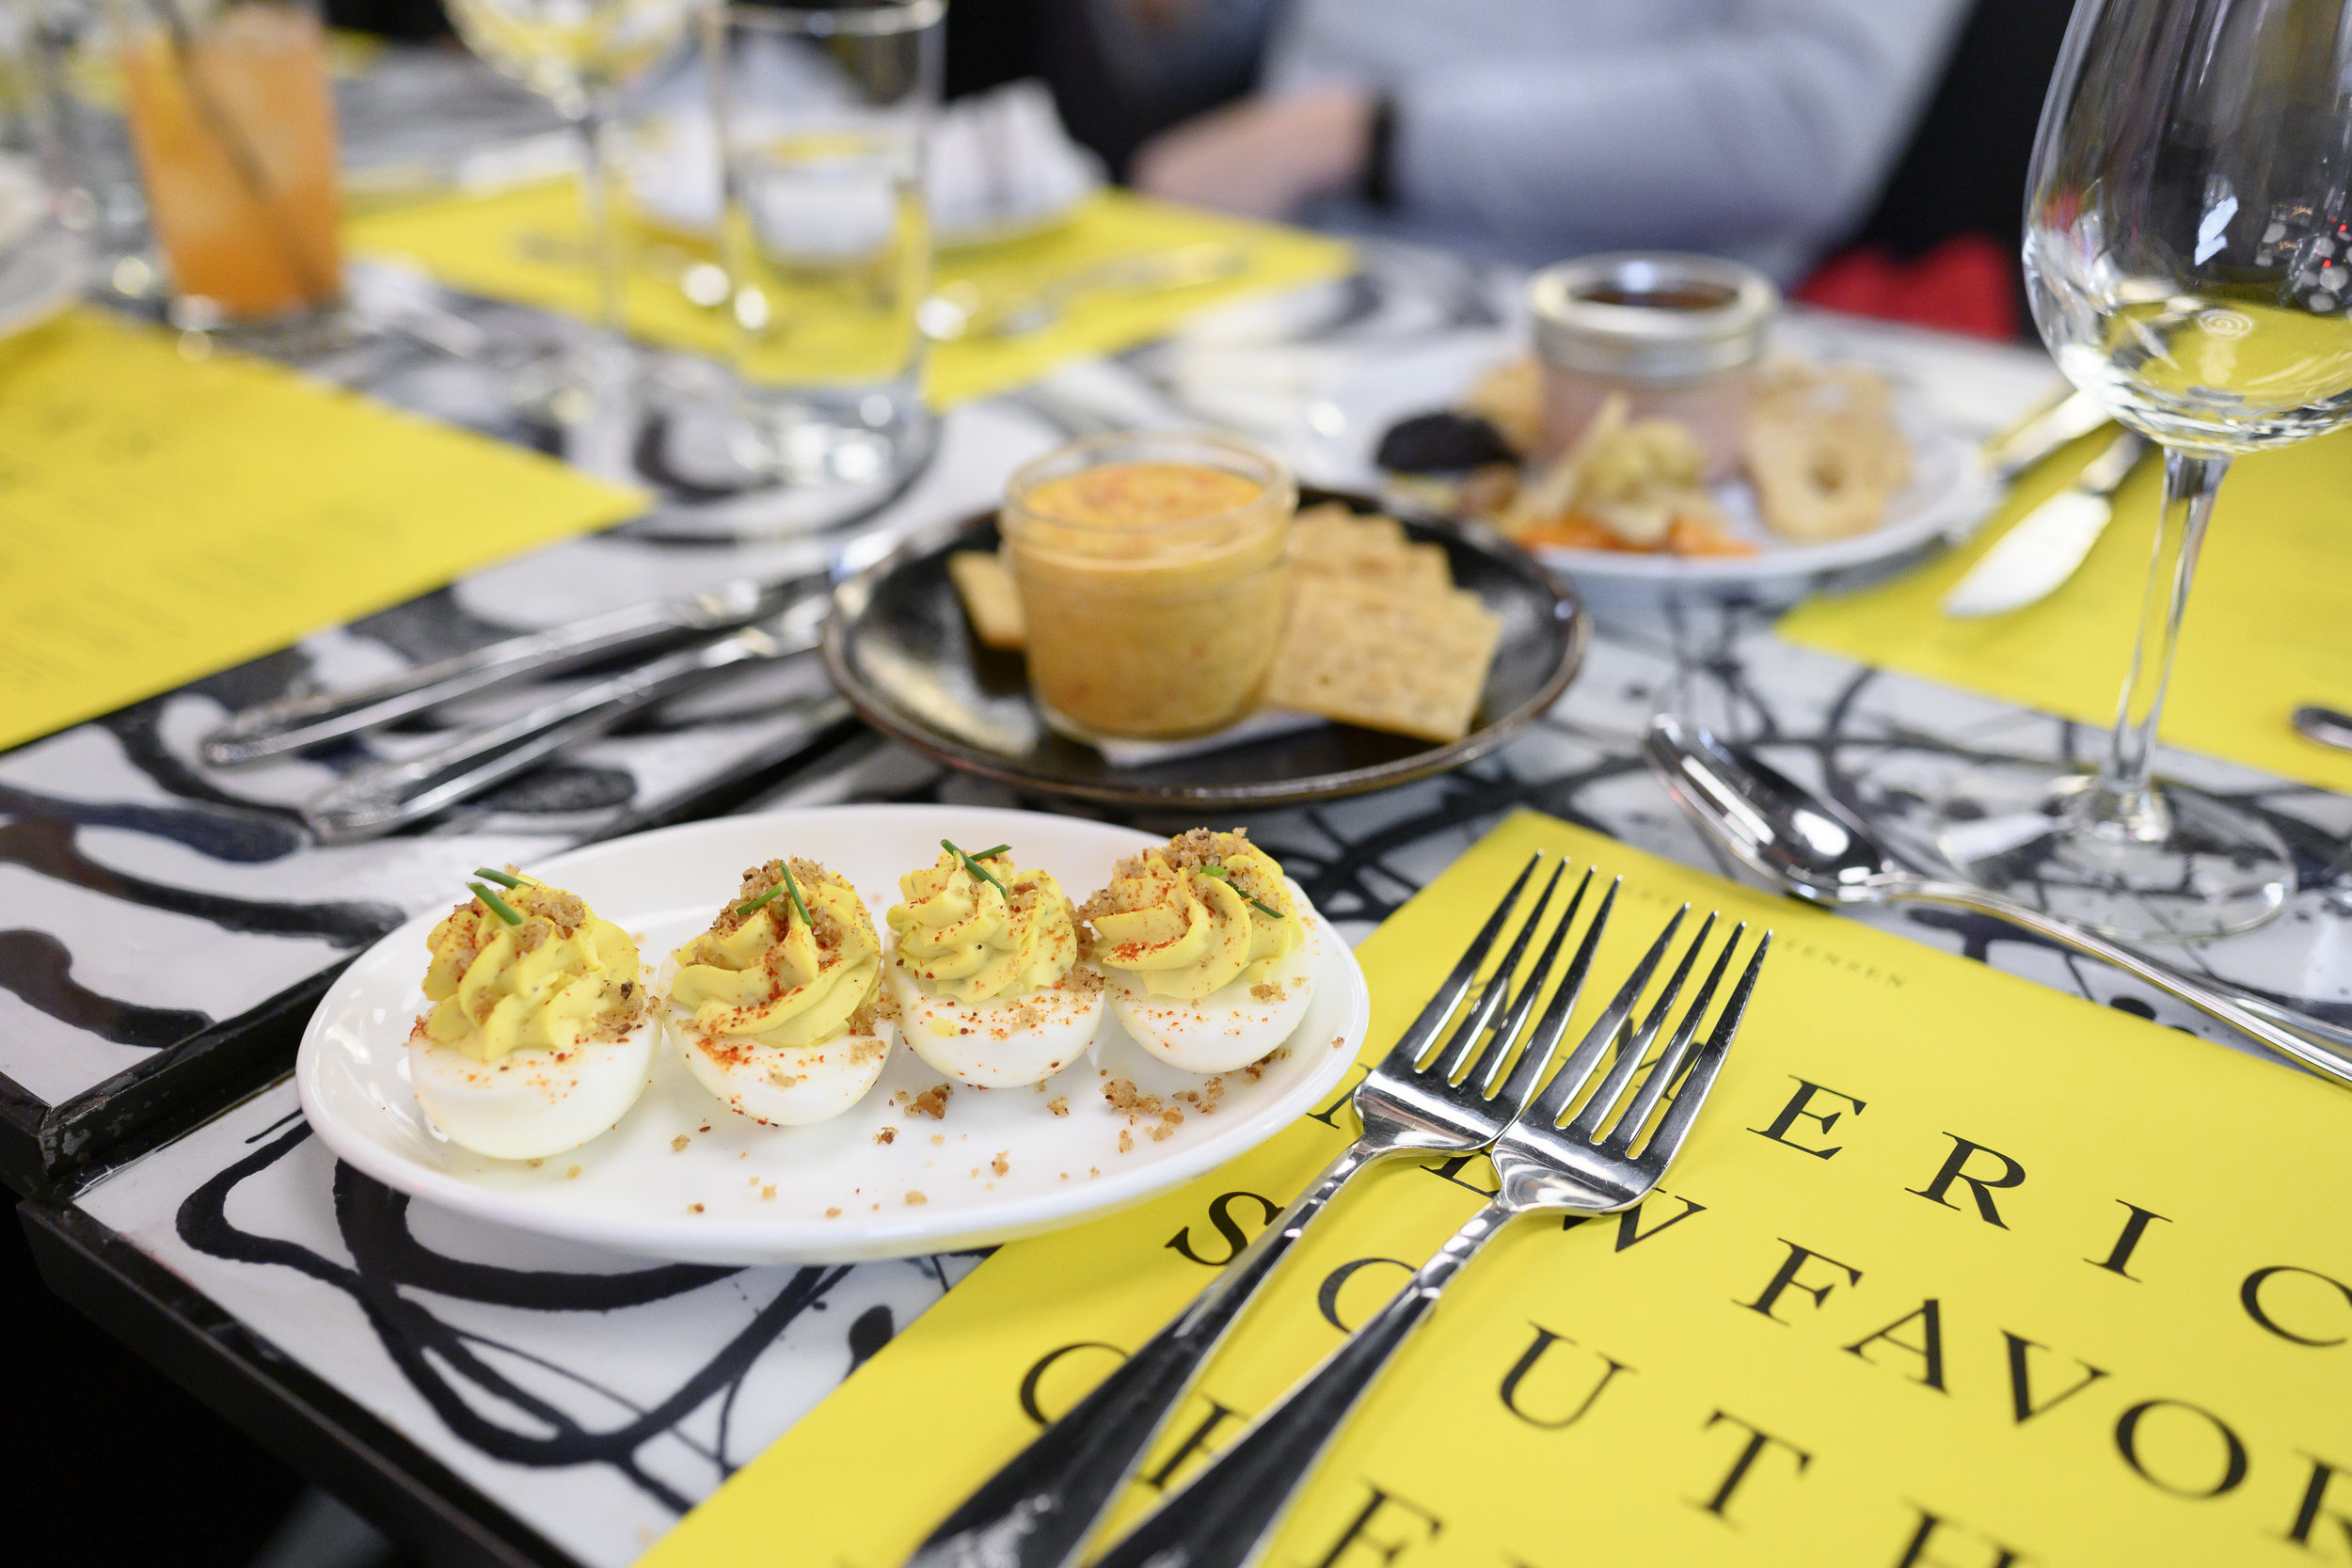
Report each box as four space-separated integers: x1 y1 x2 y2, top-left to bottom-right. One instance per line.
1047 1096 1069 1117
992 1150 1009 1177
910 1084 953 1119
875 1126 898 1145
671 1134 691 1153
905 1191 928 1206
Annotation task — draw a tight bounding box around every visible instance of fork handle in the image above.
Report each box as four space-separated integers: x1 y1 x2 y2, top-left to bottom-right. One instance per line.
1092 1199 1516 1568
904 1141 1385 1568
1894 879 2352 1086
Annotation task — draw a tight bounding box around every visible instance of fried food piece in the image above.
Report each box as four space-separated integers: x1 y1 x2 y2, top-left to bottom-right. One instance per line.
947 549 1026 651
1743 361 1911 543
1503 394 1728 551
1263 578 1502 743
1464 356 1544 456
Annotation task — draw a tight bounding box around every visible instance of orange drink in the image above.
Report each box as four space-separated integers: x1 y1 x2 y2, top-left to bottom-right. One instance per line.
120 1 341 321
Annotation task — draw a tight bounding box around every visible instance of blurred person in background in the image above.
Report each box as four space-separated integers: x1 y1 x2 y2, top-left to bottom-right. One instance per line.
1127 0 1972 282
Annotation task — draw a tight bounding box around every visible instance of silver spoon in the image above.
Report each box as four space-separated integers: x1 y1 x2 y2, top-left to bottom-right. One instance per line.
1644 713 2352 1085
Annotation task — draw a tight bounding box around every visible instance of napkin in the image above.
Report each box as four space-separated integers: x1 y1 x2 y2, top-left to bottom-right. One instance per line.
1781 425 2352 793
625 79 1103 249
644 809 2352 1568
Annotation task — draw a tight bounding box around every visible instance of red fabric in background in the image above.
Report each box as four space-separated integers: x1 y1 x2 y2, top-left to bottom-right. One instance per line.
1794 233 2021 341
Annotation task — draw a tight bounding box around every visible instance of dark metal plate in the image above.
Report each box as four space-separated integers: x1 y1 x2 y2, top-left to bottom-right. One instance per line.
819 490 1587 809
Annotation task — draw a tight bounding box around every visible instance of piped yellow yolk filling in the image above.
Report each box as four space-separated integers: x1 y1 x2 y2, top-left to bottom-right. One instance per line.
670 863 882 1049
421 880 643 1064
887 849 1082 1002
1089 838 1300 1001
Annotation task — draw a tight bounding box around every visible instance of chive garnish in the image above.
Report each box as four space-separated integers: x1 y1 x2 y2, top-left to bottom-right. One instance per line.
942 838 1008 897
1200 863 1284 919
469 881 523 926
472 866 524 889
736 862 811 927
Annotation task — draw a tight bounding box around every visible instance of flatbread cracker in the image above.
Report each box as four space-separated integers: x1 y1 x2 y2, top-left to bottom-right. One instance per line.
1290 506 1453 591
1264 578 1502 743
947 550 1026 651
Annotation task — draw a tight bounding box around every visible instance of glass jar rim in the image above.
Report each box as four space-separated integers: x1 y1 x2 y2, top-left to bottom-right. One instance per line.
1004 430 1295 538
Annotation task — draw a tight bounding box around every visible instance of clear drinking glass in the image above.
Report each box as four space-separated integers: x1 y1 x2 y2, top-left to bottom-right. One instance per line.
22 1 151 275
706 0 939 493
1931 0 2352 941
444 0 703 412
114 0 342 328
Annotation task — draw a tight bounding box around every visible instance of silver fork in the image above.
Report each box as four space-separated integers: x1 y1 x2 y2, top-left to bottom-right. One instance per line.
904 853 1621 1568
1091 908 1772 1568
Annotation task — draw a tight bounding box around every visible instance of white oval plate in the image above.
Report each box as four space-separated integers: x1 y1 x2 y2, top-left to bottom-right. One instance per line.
1288 328 2000 607
296 804 1369 1264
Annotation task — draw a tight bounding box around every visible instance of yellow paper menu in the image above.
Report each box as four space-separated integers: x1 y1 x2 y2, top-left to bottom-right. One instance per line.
647 811 2352 1568
0 310 644 752
1780 425 2352 795
344 187 1354 409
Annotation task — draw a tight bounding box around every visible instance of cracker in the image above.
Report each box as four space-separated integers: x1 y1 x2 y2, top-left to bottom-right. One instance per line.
1290 506 1453 592
1264 578 1502 743
946 549 1026 651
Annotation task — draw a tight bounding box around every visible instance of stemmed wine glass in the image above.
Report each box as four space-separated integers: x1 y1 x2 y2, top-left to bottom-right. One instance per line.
1932 0 2352 941
442 0 704 418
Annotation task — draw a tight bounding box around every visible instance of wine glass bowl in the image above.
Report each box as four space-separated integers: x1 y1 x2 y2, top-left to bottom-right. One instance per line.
442 0 704 418
1932 0 2352 940
444 0 696 113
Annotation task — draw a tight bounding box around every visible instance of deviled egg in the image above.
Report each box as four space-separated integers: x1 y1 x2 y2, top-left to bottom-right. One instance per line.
665 858 897 1125
1081 829 1316 1073
885 839 1105 1086
408 868 654 1160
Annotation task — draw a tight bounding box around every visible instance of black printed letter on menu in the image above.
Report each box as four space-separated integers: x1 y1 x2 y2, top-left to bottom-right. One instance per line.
1740 1241 1865 1323
1907 1134 2026 1228
1749 1077 1867 1159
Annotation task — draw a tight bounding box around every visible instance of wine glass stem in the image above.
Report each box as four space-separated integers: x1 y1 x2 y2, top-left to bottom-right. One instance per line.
2092 445 2230 836
574 94 625 340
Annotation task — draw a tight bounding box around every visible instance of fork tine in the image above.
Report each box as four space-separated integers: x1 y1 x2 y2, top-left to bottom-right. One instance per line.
1566 911 1719 1140
1528 901 1688 1124
1464 867 1595 1095
1602 922 1743 1154
1642 932 1772 1168
1491 874 1616 1110
1435 860 1566 1081
1380 852 1542 1072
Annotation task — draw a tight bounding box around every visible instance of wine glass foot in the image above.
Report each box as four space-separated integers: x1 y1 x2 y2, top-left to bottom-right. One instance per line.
1931 761 2293 941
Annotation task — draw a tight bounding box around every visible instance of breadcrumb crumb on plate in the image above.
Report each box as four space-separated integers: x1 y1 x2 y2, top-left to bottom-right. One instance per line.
296 804 1367 1265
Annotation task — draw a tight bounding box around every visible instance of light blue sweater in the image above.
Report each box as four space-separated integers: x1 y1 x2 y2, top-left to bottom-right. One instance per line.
1266 0 1973 279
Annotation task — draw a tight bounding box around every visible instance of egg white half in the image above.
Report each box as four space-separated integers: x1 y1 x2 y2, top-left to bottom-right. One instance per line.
1107 936 1319 1074
889 955 1104 1087
409 1019 656 1161
666 1006 895 1126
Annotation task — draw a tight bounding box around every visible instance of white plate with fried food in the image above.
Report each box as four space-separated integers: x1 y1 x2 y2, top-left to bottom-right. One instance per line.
1296 330 1998 605
296 805 1368 1264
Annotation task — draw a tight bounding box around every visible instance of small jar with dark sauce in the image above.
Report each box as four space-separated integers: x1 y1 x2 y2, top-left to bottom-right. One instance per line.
1529 252 1780 482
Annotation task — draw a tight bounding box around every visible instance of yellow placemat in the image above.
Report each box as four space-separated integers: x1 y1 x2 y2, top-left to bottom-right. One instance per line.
1780 425 2352 793
0 309 644 753
344 185 1353 409
648 810 2350 1568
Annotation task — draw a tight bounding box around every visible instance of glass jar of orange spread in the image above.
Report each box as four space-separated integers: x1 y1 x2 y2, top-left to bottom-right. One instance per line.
1002 433 1295 740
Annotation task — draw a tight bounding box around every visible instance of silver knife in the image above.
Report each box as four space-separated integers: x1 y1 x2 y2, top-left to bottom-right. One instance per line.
1943 429 2147 618
202 574 821 767
300 593 834 844
1979 387 2114 481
